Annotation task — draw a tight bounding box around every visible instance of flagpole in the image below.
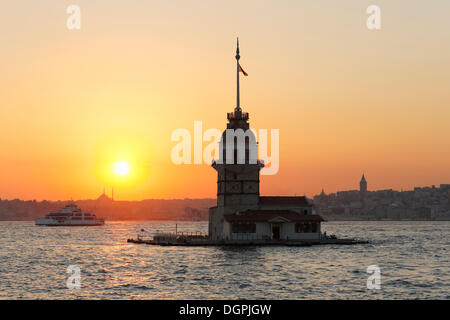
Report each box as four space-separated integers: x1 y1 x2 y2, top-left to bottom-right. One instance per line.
236 37 240 111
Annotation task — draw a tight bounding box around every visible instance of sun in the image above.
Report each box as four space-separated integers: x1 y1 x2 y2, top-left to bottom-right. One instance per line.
114 161 130 176
93 132 151 189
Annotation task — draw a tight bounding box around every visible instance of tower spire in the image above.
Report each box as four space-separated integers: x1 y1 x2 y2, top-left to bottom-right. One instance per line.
235 37 241 111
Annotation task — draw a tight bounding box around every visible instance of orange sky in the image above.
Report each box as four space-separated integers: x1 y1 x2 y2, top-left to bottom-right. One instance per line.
1 1 450 201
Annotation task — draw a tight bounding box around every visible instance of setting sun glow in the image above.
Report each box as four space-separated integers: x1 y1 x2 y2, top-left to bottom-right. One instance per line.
92 132 152 196
114 161 130 176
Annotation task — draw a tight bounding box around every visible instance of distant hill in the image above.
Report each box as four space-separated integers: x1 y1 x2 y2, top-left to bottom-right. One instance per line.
0 194 216 221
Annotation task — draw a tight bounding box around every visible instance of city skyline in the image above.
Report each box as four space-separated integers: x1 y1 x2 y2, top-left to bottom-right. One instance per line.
1 176 448 202
1 1 450 201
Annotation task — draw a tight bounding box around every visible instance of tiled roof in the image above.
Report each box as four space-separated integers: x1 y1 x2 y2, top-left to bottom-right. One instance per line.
224 210 324 223
259 196 311 206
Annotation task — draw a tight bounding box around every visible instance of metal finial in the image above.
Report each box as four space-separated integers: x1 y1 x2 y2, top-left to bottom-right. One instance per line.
235 38 241 111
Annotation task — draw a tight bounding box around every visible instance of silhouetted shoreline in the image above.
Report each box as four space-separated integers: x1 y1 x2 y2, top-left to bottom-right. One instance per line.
0 196 214 221
2 182 449 222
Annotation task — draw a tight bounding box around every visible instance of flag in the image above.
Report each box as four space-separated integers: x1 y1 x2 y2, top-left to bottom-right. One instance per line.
239 63 248 76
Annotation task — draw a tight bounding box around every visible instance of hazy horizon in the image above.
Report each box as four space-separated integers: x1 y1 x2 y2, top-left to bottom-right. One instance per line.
0 181 447 203
1 0 450 201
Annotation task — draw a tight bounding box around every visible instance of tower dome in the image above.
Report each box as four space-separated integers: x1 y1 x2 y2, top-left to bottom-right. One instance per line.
218 108 257 164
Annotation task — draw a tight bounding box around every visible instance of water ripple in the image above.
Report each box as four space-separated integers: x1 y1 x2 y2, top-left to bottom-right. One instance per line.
0 221 448 299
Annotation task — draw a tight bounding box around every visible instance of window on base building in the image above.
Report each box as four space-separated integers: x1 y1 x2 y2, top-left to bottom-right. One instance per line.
295 222 317 233
232 222 256 233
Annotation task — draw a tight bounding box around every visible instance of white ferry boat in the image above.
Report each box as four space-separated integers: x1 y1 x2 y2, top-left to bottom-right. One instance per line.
35 203 104 226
